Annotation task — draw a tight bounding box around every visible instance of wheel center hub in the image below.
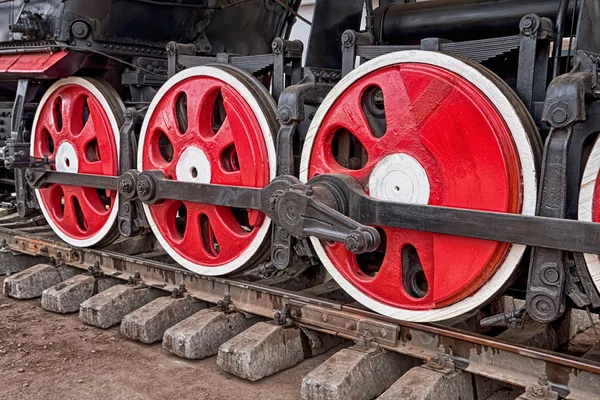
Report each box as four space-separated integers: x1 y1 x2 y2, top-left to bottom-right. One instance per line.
368 153 430 205
176 146 211 183
55 142 79 173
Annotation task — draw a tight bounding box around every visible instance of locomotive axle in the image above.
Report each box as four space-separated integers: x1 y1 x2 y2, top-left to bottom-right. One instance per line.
25 167 600 256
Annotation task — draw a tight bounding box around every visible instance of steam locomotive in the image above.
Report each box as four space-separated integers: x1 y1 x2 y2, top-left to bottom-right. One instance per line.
1 0 599 325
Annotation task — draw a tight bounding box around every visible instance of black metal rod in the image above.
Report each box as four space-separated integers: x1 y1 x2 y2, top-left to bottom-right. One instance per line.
552 0 570 78
30 171 119 191
153 179 263 210
355 196 600 255
28 169 600 254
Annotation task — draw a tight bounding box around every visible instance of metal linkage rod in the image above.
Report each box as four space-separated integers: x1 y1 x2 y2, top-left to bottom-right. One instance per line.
25 168 600 255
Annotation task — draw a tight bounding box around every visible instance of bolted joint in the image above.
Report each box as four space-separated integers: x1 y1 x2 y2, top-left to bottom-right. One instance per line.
341 29 357 48
165 41 177 56
127 271 144 286
118 171 139 200
278 105 293 124
71 21 90 39
542 72 591 129
426 345 455 374
172 283 188 299
519 14 540 37
87 261 104 278
272 37 284 54
345 227 380 254
522 374 559 399
353 329 375 351
136 172 159 204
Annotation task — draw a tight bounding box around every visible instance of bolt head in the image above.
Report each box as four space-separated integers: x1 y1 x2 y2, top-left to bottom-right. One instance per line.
137 181 149 196
552 107 568 124
345 232 366 253
279 107 292 124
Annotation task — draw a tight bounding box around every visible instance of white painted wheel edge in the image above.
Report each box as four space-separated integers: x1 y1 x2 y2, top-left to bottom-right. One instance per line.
578 135 600 291
300 50 538 322
30 77 121 248
138 66 276 276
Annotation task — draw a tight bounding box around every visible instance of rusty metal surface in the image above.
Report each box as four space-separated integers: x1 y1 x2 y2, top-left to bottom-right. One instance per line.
0 225 599 399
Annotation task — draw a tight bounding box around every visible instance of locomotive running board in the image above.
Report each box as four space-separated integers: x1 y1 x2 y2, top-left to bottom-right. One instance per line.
0 224 599 399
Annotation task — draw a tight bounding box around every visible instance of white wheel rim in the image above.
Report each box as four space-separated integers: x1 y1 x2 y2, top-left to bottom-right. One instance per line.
138 66 277 276
300 50 538 322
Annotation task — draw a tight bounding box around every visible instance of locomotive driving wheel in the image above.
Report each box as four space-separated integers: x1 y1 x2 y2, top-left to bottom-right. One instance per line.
301 51 540 321
138 65 277 276
31 77 124 247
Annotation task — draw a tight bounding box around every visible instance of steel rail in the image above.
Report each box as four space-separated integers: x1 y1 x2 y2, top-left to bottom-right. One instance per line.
1 224 599 398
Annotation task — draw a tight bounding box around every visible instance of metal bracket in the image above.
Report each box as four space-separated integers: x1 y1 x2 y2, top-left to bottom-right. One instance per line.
166 42 196 78
480 307 526 329
9 79 39 217
118 108 148 237
271 77 334 270
273 304 293 326
425 345 455 375
341 29 374 77
527 70 592 323
87 261 104 278
127 271 145 287
516 14 554 112
171 283 188 299
520 375 559 400
217 293 235 313
272 38 303 102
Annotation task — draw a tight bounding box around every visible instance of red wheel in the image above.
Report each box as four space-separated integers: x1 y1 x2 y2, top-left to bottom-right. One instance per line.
139 65 277 276
31 77 124 247
579 136 600 292
301 51 539 321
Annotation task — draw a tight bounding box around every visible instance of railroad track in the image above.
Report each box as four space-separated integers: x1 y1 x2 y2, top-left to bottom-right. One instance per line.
1 214 599 400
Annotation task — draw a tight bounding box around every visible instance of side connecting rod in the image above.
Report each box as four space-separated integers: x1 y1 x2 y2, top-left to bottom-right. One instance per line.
25 168 600 256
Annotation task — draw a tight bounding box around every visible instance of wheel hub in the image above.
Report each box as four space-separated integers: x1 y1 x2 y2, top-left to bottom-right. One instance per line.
369 153 430 205
55 142 79 174
175 146 211 183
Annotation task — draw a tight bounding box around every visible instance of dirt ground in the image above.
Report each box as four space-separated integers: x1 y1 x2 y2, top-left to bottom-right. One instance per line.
0 277 340 400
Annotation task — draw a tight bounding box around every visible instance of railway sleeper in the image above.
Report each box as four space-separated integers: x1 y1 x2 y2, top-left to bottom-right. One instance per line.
41 274 122 314
120 296 207 344
2 263 79 300
163 309 264 360
79 284 165 329
217 321 343 382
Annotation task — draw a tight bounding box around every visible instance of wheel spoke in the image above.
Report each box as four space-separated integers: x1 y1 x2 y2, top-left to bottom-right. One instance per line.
61 190 78 228
211 117 235 153
39 98 61 136
61 90 86 137
327 90 380 152
197 206 252 261
212 167 243 186
153 101 180 140
181 79 223 136
179 205 215 259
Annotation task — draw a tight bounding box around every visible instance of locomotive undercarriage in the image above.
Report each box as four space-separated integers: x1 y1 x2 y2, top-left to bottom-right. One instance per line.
1 0 600 329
